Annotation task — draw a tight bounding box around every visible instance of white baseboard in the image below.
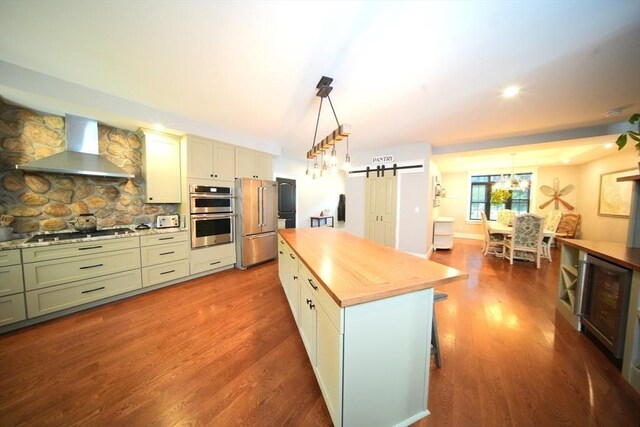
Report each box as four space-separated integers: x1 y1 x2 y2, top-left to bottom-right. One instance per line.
405 251 428 259
453 232 483 241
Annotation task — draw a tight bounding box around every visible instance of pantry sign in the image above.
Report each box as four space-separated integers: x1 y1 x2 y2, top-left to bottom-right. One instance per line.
372 155 394 164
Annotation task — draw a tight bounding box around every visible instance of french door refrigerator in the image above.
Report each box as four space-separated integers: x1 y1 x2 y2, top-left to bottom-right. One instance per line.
235 178 278 269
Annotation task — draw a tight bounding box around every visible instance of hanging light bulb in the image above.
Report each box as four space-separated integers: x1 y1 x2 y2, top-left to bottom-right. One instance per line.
330 147 337 165
313 158 319 179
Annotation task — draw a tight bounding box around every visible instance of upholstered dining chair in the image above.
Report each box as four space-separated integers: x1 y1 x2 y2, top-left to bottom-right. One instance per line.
541 210 563 262
497 209 516 226
503 213 545 268
480 211 504 256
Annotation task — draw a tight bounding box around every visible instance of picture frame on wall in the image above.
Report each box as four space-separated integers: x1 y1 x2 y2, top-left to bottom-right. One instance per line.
598 169 635 217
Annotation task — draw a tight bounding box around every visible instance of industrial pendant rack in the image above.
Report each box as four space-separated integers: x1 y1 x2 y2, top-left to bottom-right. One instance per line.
306 76 351 178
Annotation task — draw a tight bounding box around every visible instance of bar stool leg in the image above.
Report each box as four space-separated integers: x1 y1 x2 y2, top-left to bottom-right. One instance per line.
432 311 442 368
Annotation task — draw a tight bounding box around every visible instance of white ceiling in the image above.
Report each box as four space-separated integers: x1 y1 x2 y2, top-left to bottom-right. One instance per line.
1 1 639 172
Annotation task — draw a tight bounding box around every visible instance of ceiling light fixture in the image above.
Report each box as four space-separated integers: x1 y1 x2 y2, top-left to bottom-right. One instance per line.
604 142 614 149
605 108 624 118
493 153 529 191
502 85 520 98
306 76 351 178
562 159 570 164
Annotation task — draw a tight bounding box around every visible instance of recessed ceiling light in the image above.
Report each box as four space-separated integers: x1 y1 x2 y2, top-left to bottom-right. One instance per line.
153 123 165 131
562 159 570 164
604 142 613 149
502 85 520 98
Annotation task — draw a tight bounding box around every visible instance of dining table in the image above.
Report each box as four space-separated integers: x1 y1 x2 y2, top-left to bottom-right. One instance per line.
488 222 556 238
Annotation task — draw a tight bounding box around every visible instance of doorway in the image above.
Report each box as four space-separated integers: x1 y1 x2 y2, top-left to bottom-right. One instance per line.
277 177 296 228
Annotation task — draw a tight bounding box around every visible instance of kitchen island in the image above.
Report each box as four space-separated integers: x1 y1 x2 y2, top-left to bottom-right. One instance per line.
278 228 467 427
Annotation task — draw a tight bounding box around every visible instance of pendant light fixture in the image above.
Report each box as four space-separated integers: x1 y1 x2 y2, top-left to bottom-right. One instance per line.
493 153 529 191
306 76 351 178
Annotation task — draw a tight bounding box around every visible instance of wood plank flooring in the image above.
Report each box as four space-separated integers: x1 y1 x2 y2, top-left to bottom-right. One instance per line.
1 238 639 426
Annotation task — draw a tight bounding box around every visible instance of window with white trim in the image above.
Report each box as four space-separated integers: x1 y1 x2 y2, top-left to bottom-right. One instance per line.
469 173 532 221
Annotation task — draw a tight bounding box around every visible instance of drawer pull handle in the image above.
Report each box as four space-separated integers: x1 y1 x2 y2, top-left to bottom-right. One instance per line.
81 286 105 294
279 251 283 254
289 254 295 259
79 245 102 251
307 278 318 290
160 269 176 275
293 275 298 280
306 298 312 305
160 251 175 256
309 303 315 310
80 263 104 270
159 237 174 241
210 261 221 266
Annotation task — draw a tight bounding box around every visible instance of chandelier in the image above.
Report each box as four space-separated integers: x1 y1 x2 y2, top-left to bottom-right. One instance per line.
493 153 529 191
306 76 351 179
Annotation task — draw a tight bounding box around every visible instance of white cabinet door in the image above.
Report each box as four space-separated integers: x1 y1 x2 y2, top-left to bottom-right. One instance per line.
316 302 343 427
213 142 235 181
187 136 215 179
140 130 181 203
255 151 273 180
299 280 317 365
235 147 255 178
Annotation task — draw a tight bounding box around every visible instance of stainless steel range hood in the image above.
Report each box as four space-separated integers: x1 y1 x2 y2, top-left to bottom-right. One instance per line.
15 114 135 179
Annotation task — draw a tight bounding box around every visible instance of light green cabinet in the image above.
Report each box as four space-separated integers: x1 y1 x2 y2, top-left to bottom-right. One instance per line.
185 135 235 181
138 128 182 203
140 231 189 287
0 249 25 326
235 147 272 179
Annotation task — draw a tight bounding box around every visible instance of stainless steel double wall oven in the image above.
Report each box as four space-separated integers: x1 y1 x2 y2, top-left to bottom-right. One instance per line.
189 184 234 248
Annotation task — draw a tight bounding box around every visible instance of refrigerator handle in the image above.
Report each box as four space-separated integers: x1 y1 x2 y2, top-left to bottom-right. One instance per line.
257 186 263 227
261 186 266 226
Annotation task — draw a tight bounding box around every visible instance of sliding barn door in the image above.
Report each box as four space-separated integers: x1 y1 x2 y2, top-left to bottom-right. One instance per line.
365 175 397 247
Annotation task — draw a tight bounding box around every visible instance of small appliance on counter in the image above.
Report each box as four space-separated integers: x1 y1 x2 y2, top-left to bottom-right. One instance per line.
156 215 180 228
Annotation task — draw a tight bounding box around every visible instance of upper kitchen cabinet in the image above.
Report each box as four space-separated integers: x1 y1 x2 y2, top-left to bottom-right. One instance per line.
137 129 182 203
185 135 235 181
235 147 272 180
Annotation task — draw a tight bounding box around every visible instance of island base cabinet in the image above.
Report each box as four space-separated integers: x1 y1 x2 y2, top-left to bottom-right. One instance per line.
26 270 142 318
342 288 433 427
316 303 343 427
0 294 26 326
299 280 317 366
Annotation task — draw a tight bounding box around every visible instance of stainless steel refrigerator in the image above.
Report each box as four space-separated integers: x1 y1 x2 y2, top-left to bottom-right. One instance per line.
235 178 278 269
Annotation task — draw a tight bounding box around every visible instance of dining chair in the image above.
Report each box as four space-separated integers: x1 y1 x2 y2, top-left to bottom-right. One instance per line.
503 213 545 268
554 213 581 246
497 209 516 226
541 210 563 262
480 211 504 256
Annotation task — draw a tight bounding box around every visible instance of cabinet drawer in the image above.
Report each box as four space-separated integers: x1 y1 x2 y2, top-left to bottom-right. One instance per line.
434 222 453 233
0 249 21 267
0 294 26 326
433 235 452 248
0 265 24 296
142 260 190 287
22 237 139 263
300 262 343 333
140 231 189 247
24 248 141 291
190 243 236 275
26 269 142 318
141 242 189 267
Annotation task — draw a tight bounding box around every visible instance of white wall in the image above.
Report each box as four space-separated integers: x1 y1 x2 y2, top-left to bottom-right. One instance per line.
345 143 431 255
272 156 345 228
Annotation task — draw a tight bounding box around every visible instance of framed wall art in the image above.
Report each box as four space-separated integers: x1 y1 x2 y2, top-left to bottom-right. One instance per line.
598 169 634 217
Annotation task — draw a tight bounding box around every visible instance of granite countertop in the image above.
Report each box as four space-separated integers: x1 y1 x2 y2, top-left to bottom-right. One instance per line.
558 238 640 272
279 227 467 307
0 227 189 251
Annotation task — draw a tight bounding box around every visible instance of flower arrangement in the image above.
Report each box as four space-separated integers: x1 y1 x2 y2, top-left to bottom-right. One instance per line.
490 188 511 205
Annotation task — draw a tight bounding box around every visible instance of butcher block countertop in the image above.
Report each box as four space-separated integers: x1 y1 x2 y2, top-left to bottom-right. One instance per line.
558 238 640 271
279 228 467 307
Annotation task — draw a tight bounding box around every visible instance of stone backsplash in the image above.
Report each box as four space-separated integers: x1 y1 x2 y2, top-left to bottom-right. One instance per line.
0 100 178 234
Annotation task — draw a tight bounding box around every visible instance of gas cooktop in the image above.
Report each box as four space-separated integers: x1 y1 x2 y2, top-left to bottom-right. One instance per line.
25 227 135 243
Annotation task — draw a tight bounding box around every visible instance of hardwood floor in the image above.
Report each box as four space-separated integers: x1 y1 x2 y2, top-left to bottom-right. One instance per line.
1 239 639 426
